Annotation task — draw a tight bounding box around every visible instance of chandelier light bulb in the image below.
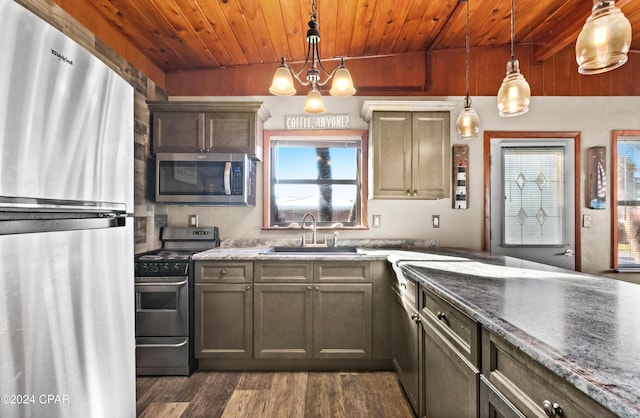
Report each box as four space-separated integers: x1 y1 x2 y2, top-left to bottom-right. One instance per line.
576 0 632 75
269 59 296 96
304 88 325 113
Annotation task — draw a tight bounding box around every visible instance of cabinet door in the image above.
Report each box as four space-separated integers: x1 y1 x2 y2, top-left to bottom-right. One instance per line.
391 287 420 415
194 283 252 358
372 112 413 198
313 284 372 359
412 112 450 199
205 112 255 154
152 111 205 153
254 284 313 358
422 316 478 418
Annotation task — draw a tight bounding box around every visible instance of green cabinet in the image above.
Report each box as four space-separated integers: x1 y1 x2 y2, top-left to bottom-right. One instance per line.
253 261 372 359
480 328 616 418
148 101 270 159
194 262 253 359
420 286 480 418
372 111 450 199
391 275 420 415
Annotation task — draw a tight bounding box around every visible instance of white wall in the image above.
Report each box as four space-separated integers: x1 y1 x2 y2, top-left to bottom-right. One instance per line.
167 95 640 274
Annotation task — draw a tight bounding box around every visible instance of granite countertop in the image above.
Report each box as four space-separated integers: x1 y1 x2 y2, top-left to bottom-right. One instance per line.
191 245 640 416
192 245 411 261
396 252 640 418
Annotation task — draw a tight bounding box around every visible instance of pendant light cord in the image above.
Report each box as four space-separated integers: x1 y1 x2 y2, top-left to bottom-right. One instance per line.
465 0 470 99
510 0 515 60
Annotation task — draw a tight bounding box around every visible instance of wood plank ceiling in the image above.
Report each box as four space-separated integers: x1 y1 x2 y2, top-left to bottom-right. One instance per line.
65 0 640 74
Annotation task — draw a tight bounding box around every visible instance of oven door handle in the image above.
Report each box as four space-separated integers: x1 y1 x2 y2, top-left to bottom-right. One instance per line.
136 339 188 348
135 278 188 290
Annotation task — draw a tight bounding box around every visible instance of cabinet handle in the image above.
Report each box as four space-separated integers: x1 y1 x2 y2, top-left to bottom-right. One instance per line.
406 190 411 196
220 269 227 275
411 313 421 323
400 283 407 289
413 190 417 196
542 400 563 417
245 285 252 291
314 286 320 291
307 285 313 291
437 311 447 322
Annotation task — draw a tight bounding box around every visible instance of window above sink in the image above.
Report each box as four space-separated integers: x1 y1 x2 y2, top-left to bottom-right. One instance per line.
263 130 369 230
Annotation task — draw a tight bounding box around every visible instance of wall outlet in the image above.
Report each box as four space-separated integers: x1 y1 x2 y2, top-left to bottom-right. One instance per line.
582 214 592 228
189 214 199 227
372 214 382 228
432 215 440 228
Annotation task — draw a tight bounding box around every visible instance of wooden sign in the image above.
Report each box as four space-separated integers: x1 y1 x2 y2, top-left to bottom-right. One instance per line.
452 145 469 209
285 114 351 130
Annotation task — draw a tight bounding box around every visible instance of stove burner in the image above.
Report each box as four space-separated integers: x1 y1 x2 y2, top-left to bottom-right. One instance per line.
138 254 164 261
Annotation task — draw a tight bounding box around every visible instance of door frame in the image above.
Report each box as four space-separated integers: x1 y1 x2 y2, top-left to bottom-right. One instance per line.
483 131 582 271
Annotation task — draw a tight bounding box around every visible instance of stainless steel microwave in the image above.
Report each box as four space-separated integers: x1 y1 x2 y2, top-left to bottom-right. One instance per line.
155 153 256 205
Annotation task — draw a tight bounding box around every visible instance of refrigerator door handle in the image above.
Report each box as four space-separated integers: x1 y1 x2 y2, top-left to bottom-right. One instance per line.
0 215 127 236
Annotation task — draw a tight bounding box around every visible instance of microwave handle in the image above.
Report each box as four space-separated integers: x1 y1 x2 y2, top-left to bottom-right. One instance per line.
224 162 231 195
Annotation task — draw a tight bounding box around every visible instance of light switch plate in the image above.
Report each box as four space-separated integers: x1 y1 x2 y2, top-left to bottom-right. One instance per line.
372 214 382 228
582 214 592 228
432 215 440 228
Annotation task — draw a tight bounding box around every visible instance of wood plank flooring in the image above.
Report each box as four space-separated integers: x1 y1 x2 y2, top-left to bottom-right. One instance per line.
136 371 415 418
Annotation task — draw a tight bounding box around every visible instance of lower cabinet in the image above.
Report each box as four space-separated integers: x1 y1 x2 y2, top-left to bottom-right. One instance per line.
195 260 375 363
194 283 253 358
422 315 479 418
481 328 616 418
254 283 372 359
391 280 420 415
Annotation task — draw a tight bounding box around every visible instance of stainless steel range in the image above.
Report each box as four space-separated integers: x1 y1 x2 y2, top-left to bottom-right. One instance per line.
134 226 219 376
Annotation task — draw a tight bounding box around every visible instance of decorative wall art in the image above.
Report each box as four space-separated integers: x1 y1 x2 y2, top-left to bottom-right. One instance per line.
587 146 606 210
452 145 469 209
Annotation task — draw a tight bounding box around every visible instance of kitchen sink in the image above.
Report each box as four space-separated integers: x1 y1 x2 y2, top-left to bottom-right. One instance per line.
261 246 360 254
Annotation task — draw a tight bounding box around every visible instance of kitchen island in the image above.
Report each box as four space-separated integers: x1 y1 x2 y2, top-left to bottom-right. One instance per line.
193 246 640 417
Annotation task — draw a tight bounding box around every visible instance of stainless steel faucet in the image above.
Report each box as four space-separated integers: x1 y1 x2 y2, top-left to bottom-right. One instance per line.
300 212 317 245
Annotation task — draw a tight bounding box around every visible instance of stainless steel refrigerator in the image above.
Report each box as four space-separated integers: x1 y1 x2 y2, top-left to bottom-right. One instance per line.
0 1 135 417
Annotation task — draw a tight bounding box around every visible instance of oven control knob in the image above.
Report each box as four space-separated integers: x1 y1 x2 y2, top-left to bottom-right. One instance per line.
172 264 182 273
150 263 159 273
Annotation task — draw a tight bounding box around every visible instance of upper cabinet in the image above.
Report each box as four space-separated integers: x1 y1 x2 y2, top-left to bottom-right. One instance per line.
148 101 271 160
361 101 455 200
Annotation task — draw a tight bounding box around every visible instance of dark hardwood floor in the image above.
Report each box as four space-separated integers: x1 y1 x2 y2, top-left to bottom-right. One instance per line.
136 371 415 418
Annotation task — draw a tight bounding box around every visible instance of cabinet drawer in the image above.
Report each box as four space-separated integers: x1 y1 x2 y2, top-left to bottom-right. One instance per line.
391 265 417 308
196 261 252 283
420 287 479 367
254 261 313 283
482 329 615 418
315 261 371 283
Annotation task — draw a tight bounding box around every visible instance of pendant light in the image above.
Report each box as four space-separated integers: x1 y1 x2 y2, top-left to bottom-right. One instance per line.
269 0 355 113
496 0 531 117
576 0 632 75
455 0 480 140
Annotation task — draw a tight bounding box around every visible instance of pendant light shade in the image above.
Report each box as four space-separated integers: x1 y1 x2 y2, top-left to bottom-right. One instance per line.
329 59 356 96
497 59 531 117
304 87 325 113
496 0 530 117
456 97 480 139
576 0 632 75
269 58 296 96
455 0 480 140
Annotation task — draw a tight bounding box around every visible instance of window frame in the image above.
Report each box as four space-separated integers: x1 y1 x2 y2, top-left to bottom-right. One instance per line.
612 130 640 270
262 129 369 230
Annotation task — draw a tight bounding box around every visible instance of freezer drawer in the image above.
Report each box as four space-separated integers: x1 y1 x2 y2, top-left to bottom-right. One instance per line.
136 337 190 376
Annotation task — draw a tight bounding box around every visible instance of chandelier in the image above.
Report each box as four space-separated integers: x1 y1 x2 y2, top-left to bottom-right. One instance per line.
269 0 356 113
